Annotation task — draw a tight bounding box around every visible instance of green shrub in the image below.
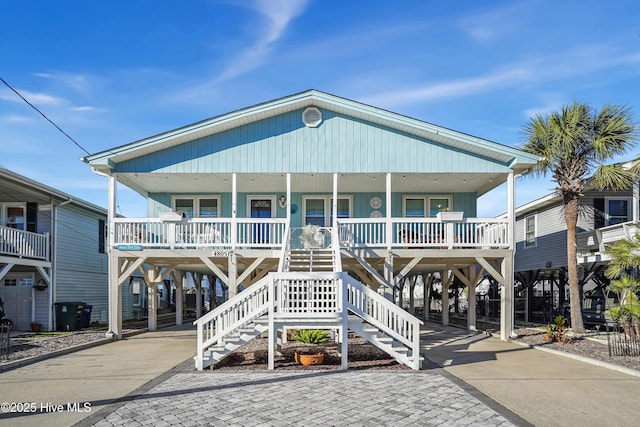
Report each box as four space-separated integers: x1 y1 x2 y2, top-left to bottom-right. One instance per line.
291 329 329 344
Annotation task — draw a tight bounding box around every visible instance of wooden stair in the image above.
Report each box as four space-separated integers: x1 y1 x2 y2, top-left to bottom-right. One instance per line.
348 316 423 369
287 249 335 272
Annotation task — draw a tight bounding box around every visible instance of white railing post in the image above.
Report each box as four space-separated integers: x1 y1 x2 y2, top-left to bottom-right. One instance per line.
196 319 204 370
268 275 275 370
340 275 348 369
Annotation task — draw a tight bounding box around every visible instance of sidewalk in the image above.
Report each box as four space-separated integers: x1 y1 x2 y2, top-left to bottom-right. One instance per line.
0 324 196 427
420 323 640 427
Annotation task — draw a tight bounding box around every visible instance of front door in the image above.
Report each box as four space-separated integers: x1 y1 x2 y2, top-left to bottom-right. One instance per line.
250 198 273 244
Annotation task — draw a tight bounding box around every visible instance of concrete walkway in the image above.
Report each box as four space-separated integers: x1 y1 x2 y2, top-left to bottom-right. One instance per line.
0 322 638 426
0 324 196 427
420 323 640 427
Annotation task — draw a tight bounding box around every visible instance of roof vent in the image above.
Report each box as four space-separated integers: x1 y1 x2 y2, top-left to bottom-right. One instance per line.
302 107 322 127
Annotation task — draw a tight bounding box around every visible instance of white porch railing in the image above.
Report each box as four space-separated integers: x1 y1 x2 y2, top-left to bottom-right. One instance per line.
194 271 423 370
338 217 510 249
112 216 510 250
112 218 286 250
577 221 640 257
0 225 50 260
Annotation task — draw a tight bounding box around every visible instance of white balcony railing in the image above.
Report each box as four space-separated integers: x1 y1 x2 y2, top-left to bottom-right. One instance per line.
112 216 511 250
577 220 640 257
112 217 287 250
0 226 50 260
338 217 511 249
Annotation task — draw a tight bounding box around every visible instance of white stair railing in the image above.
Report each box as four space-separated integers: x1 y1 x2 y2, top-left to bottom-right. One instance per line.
344 276 423 370
195 268 424 370
194 275 271 370
278 224 291 272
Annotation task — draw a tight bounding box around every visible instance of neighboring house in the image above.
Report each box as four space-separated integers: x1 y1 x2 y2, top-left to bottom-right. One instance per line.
84 90 539 369
513 167 639 325
0 167 110 331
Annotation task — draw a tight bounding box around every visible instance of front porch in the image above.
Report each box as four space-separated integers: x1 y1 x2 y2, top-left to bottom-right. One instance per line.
107 214 515 349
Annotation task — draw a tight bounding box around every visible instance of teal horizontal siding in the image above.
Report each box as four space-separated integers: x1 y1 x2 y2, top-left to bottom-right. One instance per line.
117 109 511 174
147 191 477 223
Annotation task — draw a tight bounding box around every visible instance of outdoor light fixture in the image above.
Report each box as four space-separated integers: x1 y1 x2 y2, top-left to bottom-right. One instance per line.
278 195 287 208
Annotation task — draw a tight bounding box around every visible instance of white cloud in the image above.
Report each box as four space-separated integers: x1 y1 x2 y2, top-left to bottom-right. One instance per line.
0 89 63 106
70 106 96 112
460 2 535 43
363 67 532 107
362 42 640 109
33 72 92 95
215 0 309 82
0 114 33 124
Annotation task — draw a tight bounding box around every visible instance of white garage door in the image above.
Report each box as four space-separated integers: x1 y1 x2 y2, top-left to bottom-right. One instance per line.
0 275 33 330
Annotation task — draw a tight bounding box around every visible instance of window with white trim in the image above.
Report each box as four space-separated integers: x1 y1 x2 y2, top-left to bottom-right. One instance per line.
524 215 536 248
172 196 220 218
3 204 26 229
303 196 352 226
402 196 452 217
605 197 630 225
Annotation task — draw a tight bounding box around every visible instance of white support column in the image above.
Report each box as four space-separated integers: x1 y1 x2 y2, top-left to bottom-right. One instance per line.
230 173 238 297
340 279 348 370
441 270 450 326
385 173 392 250
191 272 203 318
232 173 237 248
105 173 121 339
383 173 393 295
268 277 275 370
467 267 477 332
148 283 157 332
424 273 433 322
286 173 291 224
501 171 516 340
501 257 515 340
173 270 184 326
332 173 338 228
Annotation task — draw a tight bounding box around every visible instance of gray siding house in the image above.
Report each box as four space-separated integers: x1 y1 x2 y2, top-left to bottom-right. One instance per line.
0 167 111 331
512 173 638 324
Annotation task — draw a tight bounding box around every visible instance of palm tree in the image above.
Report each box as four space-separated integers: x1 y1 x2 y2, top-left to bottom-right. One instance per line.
605 235 640 338
522 102 637 333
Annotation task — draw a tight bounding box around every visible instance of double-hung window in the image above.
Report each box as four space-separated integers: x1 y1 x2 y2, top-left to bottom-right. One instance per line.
4 204 26 229
172 196 220 218
402 196 452 217
605 198 630 225
524 215 536 248
303 196 352 226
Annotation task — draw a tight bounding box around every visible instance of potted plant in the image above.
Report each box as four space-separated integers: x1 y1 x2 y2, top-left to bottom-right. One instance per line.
31 322 42 332
291 329 329 366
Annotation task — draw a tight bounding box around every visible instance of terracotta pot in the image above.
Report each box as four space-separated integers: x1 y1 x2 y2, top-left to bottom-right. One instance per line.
295 352 324 366
31 323 42 332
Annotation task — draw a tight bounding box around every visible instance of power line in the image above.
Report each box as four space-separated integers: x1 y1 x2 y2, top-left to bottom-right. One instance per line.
0 76 91 156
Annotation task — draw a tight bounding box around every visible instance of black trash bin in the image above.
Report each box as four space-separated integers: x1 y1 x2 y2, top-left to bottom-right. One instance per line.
81 305 93 328
54 302 85 331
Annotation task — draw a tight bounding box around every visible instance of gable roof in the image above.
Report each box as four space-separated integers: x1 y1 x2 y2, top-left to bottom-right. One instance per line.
84 89 540 174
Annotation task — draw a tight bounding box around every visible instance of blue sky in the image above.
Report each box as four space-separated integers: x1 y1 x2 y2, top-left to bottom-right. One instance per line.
1 0 639 217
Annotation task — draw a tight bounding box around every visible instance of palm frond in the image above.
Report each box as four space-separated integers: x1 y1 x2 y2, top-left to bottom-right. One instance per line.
592 164 635 191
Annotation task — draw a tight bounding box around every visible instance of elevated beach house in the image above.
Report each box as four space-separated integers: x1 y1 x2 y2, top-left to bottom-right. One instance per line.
0 167 109 331
83 90 539 369
513 161 640 325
